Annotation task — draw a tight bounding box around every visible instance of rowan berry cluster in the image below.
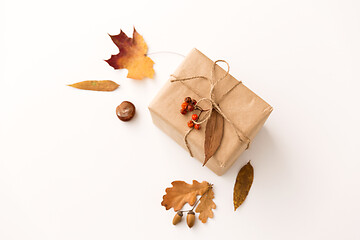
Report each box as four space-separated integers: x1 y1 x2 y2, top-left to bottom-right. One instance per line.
180 97 196 114
180 97 201 130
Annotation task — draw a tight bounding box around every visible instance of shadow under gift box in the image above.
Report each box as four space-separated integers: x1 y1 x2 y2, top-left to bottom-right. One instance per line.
148 48 272 176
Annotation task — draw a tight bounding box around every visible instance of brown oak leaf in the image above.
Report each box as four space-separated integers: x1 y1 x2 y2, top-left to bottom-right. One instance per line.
161 180 210 212
105 28 154 80
195 187 216 223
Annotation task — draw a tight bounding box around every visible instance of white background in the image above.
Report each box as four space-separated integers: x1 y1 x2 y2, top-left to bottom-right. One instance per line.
1 0 360 239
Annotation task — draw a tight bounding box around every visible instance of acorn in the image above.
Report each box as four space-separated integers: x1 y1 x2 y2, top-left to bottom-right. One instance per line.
172 211 183 225
186 210 195 228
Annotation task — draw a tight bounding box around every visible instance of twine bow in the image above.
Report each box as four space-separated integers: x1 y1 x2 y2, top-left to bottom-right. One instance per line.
170 60 250 158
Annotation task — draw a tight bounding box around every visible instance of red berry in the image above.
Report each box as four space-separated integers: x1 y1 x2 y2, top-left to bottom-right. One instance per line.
180 109 187 115
192 99 197 105
192 114 198 121
187 120 194 128
181 102 188 109
184 97 192 103
187 105 194 111
194 124 201 130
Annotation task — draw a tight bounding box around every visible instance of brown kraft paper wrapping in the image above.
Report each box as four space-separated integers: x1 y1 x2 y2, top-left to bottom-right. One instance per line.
148 48 272 176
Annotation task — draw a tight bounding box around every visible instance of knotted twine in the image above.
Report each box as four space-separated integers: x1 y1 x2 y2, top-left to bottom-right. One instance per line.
170 60 251 158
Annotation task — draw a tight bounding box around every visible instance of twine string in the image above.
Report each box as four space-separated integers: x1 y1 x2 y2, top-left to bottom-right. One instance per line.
170 60 250 158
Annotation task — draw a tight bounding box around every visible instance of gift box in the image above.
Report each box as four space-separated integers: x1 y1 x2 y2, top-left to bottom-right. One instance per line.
148 48 272 176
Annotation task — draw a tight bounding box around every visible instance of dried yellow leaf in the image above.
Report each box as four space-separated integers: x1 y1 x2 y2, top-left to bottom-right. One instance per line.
233 161 254 211
68 80 119 91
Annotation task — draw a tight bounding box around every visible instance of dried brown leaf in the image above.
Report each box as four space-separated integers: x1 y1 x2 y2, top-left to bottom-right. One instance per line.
204 110 224 166
161 180 210 212
68 80 119 91
195 187 216 223
233 161 254 211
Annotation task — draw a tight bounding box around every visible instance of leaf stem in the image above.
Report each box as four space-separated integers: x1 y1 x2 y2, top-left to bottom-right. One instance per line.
179 184 213 213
